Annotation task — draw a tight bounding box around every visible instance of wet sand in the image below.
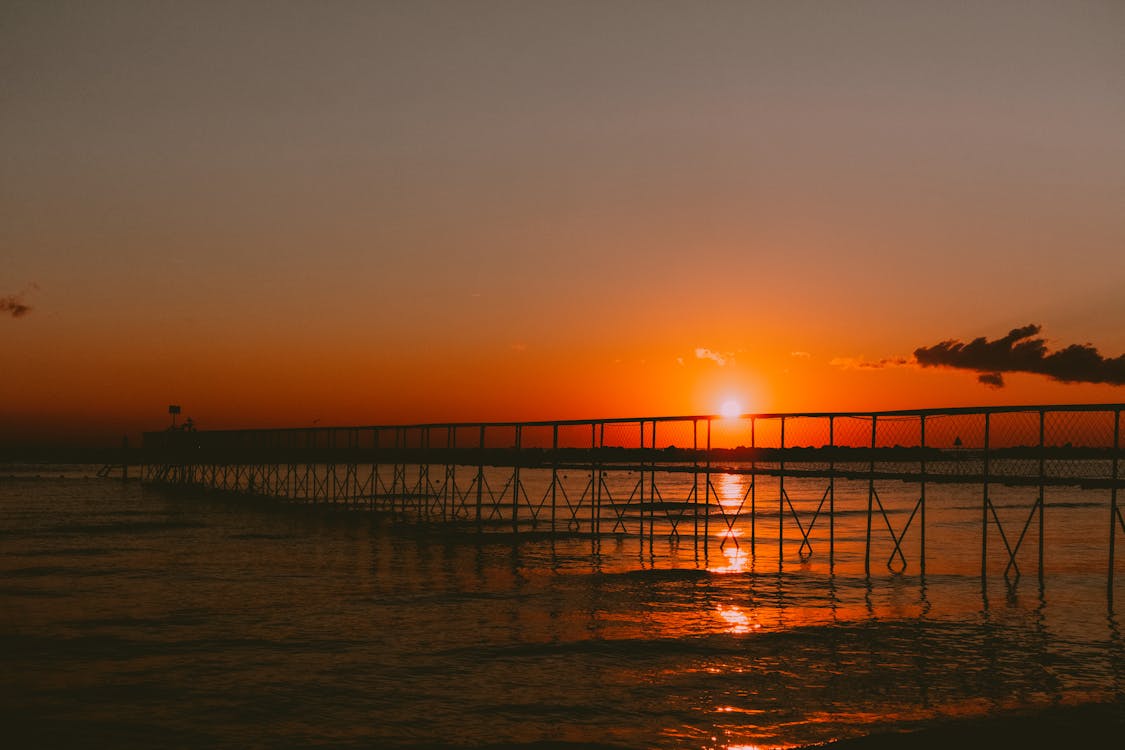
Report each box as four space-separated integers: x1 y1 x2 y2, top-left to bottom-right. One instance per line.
808 700 1125 749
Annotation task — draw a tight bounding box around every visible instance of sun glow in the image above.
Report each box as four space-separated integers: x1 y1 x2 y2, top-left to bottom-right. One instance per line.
720 399 742 418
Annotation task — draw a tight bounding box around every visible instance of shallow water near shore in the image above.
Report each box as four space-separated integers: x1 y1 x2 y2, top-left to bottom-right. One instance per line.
2 468 1125 748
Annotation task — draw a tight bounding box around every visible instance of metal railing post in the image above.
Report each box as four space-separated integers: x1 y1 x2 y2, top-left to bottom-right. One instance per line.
1110 409 1120 598
865 415 876 576
982 412 991 582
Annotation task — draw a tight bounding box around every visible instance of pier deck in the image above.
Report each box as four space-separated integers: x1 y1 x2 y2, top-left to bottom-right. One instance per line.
142 404 1124 588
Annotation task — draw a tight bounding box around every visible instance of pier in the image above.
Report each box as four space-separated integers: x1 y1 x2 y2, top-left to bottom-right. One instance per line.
142 404 1124 588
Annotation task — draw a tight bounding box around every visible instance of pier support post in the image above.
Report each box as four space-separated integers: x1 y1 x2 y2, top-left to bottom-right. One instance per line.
982 412 991 582
704 420 711 545
476 425 485 531
779 416 786 569
551 424 558 536
638 420 645 541
512 424 521 535
1110 410 1121 599
692 419 699 549
829 416 836 568
1039 410 1046 581
751 417 757 553
919 415 926 579
865 416 876 576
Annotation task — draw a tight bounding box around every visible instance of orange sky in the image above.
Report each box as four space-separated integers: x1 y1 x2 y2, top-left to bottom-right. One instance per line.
2 2 1124 446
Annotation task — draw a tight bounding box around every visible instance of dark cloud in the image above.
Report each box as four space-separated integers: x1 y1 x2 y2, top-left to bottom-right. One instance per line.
977 372 1005 388
2 283 39 318
914 324 1125 387
1 294 32 318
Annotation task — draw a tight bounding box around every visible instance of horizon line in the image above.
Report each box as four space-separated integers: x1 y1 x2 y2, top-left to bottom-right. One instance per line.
144 402 1125 435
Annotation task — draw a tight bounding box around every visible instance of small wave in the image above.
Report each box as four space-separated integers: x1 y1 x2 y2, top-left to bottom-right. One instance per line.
3 565 113 578
431 634 743 662
0 632 366 660
608 568 711 582
946 501 1103 511
43 520 209 535
384 743 641 750
0 586 68 598
371 590 526 607
1045 501 1103 509
227 532 293 540
477 737 647 750
77 612 214 629
4 546 113 557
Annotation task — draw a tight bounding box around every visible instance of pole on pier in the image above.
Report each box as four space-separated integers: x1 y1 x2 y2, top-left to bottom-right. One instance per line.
418 427 429 520
829 416 835 568
597 422 605 537
704 419 712 545
512 424 521 535
919 415 926 579
692 419 700 549
865 416 876 576
551 424 558 537
476 425 485 531
751 416 757 553
1038 409 1046 581
638 420 646 541
391 427 401 514
590 423 597 539
329 429 339 506
370 428 380 511
982 412 991 582
1110 409 1120 599
649 421 657 547
446 426 455 521
779 416 786 569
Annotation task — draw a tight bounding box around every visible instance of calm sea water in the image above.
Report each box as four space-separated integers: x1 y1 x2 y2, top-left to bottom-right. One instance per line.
2 465 1124 749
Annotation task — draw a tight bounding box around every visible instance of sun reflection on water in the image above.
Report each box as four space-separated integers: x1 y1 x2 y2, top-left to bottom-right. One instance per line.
717 473 748 509
709 542 749 574
715 603 760 634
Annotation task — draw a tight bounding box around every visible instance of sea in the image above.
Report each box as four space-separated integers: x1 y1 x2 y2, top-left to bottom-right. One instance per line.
3 463 1124 749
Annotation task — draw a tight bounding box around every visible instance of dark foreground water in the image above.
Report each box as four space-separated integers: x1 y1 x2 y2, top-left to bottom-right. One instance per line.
3 468 1125 749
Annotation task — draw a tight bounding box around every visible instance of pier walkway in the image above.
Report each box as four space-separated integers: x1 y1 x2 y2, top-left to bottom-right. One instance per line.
143 404 1124 588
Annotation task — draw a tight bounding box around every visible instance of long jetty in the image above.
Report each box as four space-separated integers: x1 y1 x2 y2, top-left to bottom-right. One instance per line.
142 404 1124 588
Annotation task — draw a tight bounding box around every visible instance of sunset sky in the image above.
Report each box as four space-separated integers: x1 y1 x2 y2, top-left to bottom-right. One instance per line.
3 1 1124 445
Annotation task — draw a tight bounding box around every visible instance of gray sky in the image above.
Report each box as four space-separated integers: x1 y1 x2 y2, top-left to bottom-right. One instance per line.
3 1 1124 434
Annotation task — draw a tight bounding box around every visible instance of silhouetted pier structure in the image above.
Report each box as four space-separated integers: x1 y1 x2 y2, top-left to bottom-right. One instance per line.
143 404 1124 589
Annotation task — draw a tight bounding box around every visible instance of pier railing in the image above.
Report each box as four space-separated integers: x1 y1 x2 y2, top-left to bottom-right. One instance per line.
142 404 1124 588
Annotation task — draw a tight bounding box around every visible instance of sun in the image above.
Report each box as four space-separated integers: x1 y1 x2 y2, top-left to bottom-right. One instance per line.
719 399 742 419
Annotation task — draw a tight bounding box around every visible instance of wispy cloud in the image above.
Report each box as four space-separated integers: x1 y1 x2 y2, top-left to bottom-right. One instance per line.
1 283 37 319
789 351 811 359
829 356 911 370
694 347 731 366
914 324 1125 387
